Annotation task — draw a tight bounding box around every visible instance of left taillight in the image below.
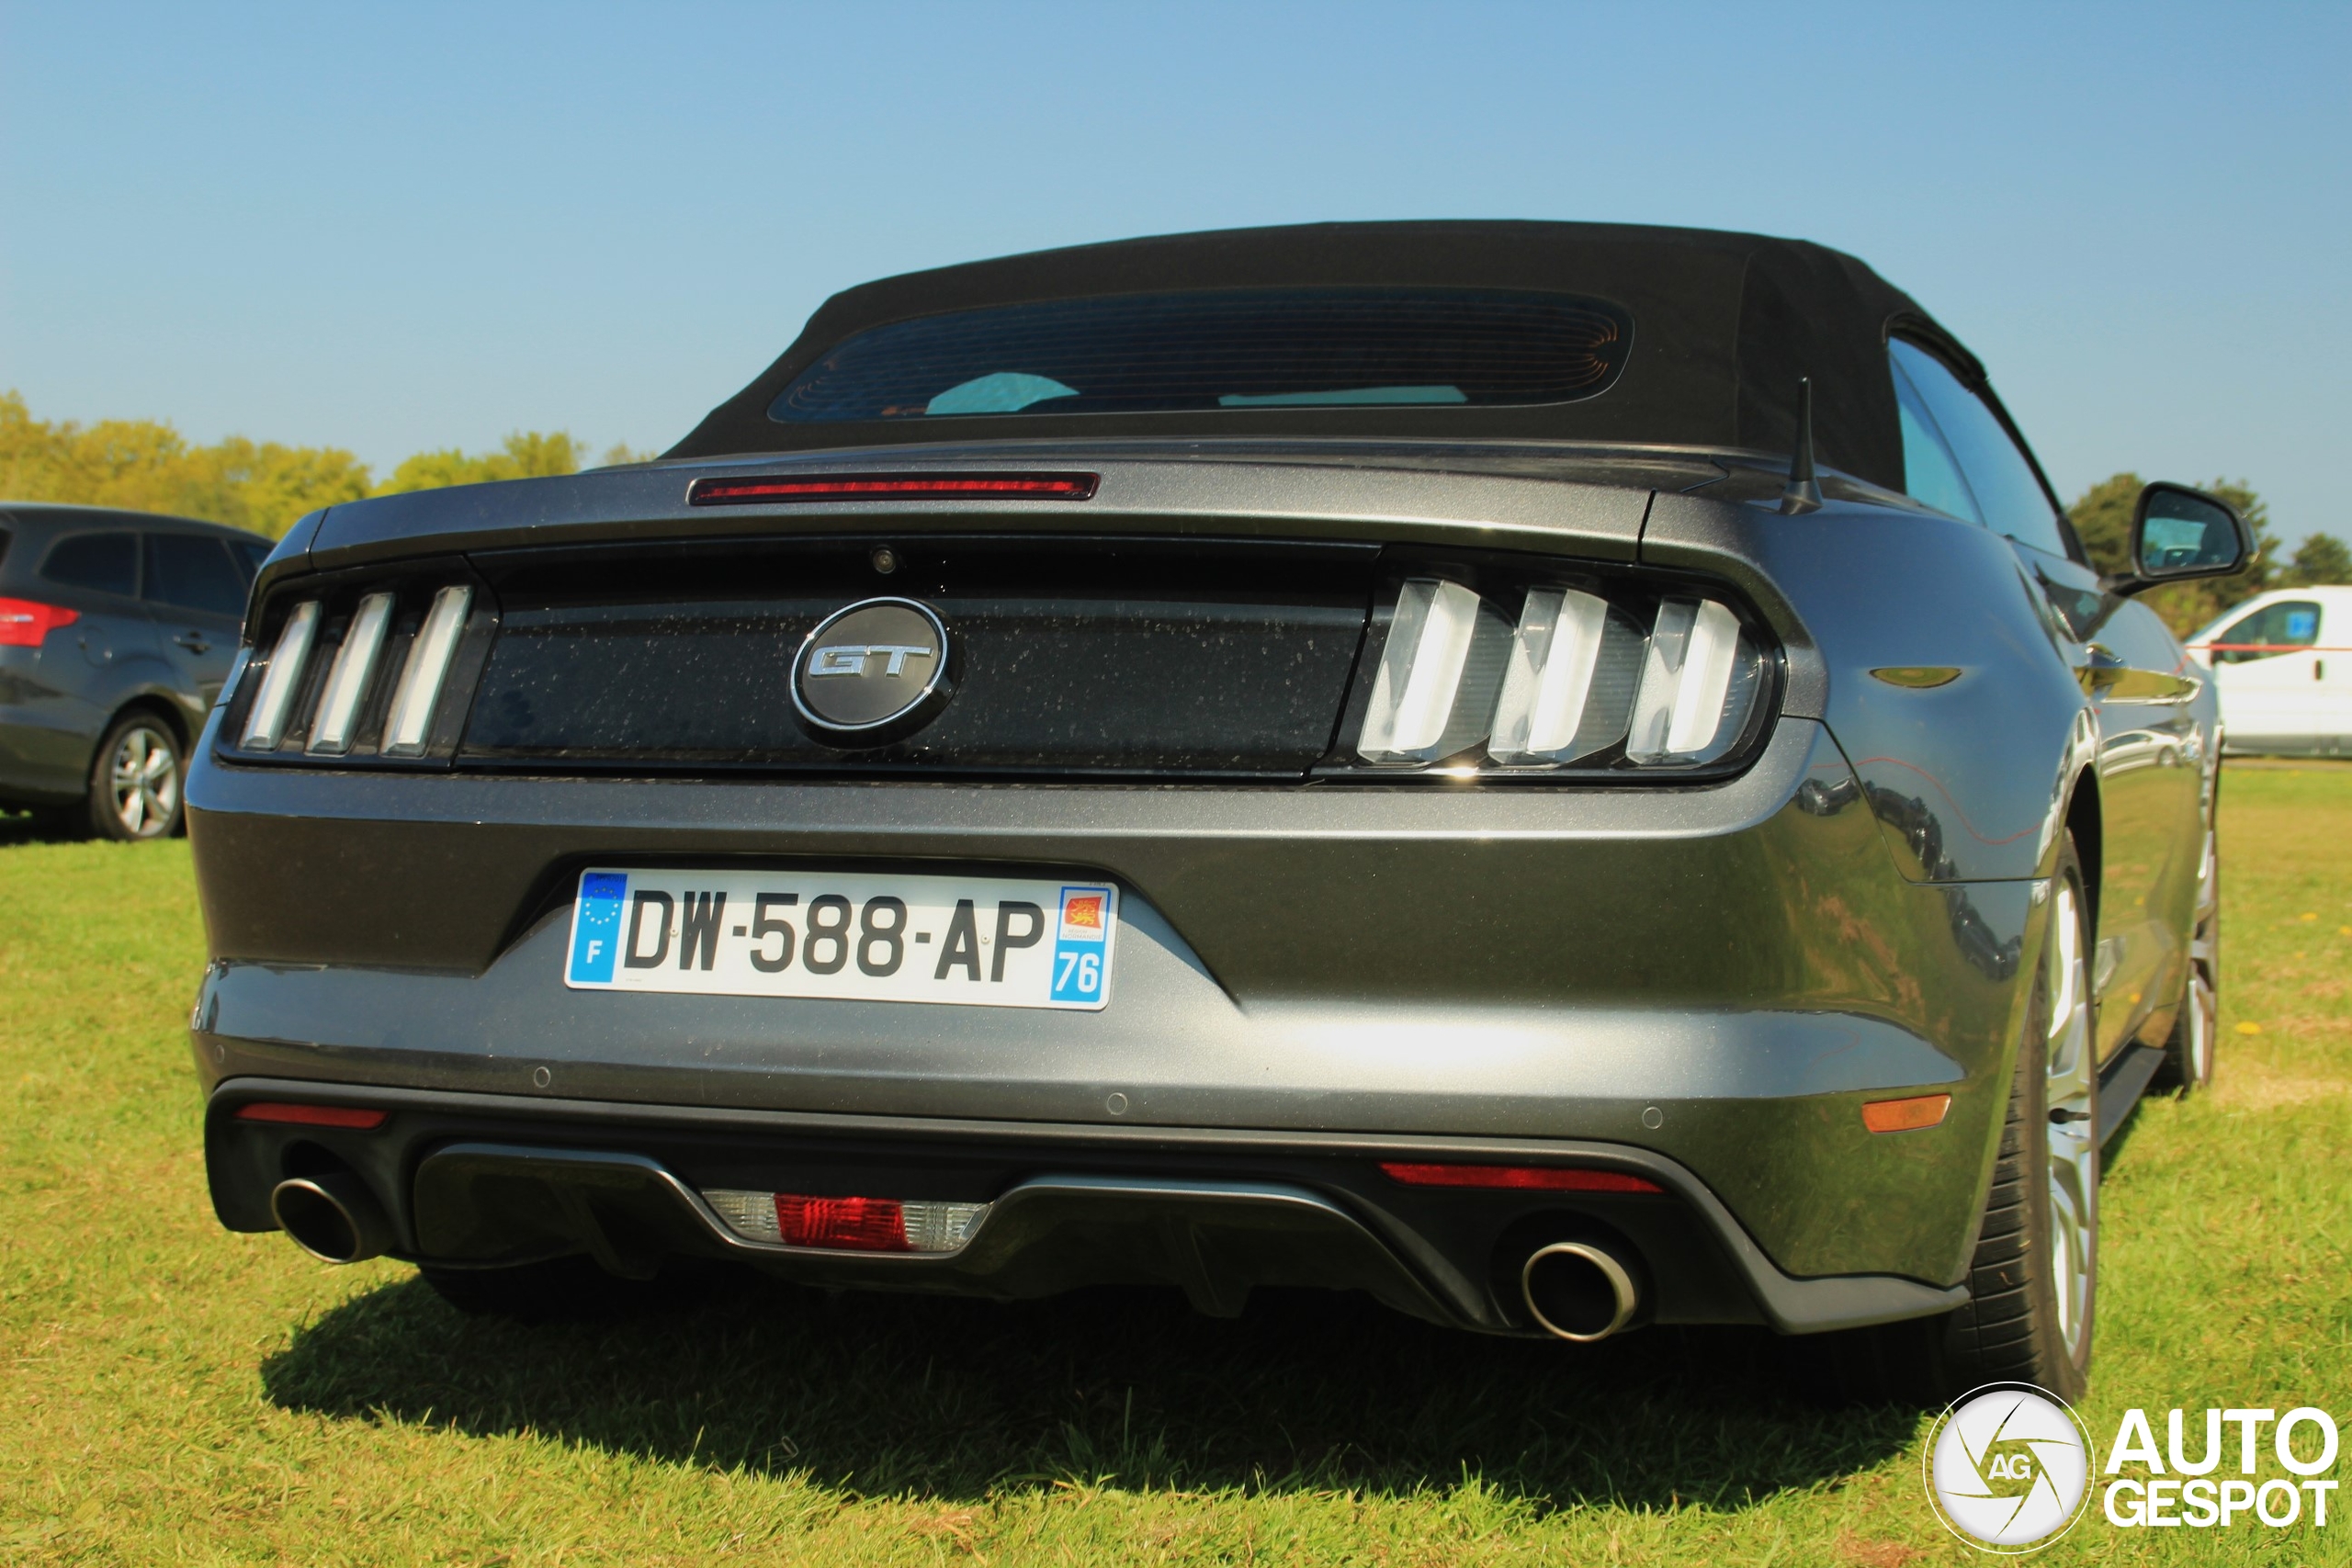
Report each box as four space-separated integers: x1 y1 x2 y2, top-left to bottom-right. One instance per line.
0 597 80 648
226 577 487 765
1340 568 1773 778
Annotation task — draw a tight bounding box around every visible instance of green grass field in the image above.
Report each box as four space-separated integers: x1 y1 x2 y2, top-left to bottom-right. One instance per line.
3 765 2346 1565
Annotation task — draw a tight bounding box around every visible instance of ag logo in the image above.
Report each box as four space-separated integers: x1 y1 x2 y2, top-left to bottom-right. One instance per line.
1926 1383 2095 1551
791 597 956 747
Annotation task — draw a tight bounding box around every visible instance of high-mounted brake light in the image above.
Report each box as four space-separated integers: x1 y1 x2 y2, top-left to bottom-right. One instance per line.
687 472 1099 506
0 597 80 649
702 1188 989 1252
1379 1162 1664 1193
233 1101 389 1129
240 601 320 750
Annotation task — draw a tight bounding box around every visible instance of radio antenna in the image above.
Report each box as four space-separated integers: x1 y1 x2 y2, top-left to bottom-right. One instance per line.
1779 378 1823 514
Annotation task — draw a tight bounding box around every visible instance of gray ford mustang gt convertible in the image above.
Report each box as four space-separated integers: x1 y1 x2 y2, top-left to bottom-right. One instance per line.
188 222 2250 1404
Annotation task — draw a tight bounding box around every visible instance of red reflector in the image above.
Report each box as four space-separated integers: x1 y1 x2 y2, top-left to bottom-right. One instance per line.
1379 1162 1663 1193
774 1193 910 1251
686 472 1098 506
233 1101 389 1129
1861 1093 1952 1134
0 596 80 648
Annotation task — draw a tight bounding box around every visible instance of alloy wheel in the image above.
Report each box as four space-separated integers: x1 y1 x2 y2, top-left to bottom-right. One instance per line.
107 726 180 839
2044 878 2098 1360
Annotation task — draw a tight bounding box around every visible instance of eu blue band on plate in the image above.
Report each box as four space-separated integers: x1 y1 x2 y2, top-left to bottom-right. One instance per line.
570 872 629 984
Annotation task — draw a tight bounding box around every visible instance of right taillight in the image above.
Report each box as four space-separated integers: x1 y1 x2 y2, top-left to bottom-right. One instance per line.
1343 570 1772 777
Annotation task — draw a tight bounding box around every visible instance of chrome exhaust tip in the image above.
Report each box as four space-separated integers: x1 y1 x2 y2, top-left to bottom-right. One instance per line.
1521 1240 1639 1342
269 1173 392 1264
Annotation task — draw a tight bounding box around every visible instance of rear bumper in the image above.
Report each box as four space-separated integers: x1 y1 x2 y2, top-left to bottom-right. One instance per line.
187 713 2045 1293
204 1077 1965 1337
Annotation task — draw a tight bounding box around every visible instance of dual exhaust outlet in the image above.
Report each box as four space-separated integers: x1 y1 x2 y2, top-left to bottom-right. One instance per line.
1520 1239 1641 1343
269 1174 393 1265
271 1172 1643 1341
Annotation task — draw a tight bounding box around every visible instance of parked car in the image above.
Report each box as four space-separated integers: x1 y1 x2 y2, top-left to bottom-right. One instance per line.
0 503 271 839
2186 585 2352 757
188 222 2249 1404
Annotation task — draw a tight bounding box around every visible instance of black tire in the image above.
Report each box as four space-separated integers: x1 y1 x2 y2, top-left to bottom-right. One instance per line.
84 712 184 841
1809 834 2099 1405
2153 819 2218 1094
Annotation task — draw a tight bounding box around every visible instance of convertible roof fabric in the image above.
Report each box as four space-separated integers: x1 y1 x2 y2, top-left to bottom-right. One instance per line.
668 221 1970 492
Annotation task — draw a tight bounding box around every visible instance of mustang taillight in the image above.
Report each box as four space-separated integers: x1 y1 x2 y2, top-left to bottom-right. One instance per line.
231 582 481 762
0 597 80 648
1347 570 1770 776
687 472 1099 505
701 1189 990 1253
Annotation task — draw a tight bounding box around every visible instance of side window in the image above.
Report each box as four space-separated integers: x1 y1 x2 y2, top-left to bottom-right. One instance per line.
234 541 270 581
2213 600 2322 664
41 532 139 596
1889 352 1980 522
143 535 250 618
1888 339 2071 559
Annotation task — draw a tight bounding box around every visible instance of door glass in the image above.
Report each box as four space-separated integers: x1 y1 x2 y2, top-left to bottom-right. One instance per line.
1889 352 1981 522
40 532 139 595
2213 600 2322 664
143 535 250 618
1888 339 2071 558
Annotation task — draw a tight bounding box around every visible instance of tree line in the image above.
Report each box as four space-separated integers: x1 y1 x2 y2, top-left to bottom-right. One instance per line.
0 390 650 542
4 389 2345 637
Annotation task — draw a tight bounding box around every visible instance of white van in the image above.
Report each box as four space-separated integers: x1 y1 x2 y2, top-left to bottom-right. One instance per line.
2185 585 2352 756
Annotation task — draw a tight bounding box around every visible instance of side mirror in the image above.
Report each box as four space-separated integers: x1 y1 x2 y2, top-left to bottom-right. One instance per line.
2112 482 2254 596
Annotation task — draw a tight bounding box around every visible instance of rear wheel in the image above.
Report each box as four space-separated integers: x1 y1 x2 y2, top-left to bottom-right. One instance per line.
1810 835 2098 1404
2154 823 2219 1093
85 714 183 841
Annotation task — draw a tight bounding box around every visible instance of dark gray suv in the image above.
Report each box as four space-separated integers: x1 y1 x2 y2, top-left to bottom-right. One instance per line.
1 504 270 839
187 223 2250 1404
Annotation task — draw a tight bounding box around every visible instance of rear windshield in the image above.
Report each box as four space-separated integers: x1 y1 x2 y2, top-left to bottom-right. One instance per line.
771 288 1634 423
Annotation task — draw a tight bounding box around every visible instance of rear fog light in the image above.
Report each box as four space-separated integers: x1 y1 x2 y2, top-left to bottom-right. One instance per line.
702 1189 989 1252
1380 1162 1663 1193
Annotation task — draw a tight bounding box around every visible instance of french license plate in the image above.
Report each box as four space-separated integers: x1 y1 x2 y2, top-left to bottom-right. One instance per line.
562 869 1118 1010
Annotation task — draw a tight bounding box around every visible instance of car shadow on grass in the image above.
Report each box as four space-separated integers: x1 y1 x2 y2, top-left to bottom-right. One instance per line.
261 1269 1917 1508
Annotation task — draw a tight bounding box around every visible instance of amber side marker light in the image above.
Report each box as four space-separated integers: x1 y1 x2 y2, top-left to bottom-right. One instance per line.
233 1102 389 1130
1380 1162 1663 1193
687 472 1099 505
1860 1093 1951 1134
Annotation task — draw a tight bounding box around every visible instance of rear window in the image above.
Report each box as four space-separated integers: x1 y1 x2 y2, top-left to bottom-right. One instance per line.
41 532 139 596
771 288 1634 423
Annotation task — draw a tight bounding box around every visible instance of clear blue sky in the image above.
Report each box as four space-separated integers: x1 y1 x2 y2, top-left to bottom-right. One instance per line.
4 1 2346 547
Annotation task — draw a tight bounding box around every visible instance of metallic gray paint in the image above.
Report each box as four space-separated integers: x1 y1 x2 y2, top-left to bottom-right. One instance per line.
188 442 2211 1330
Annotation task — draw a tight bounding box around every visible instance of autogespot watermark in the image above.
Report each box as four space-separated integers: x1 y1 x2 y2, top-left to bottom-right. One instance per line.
1922 1384 2341 1551
2102 1404 2338 1532
1925 1384 2095 1551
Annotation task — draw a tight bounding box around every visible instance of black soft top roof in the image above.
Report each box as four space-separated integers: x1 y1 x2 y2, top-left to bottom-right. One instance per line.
670 220 1972 493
